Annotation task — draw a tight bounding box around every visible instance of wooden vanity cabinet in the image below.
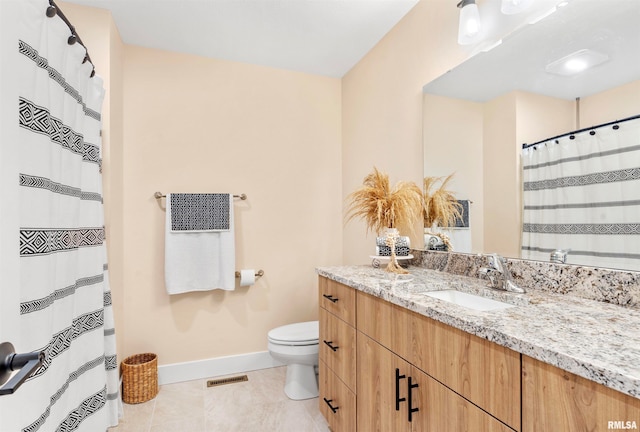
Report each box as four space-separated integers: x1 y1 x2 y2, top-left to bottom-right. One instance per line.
357 290 519 431
411 312 521 430
319 307 356 391
356 289 412 360
319 277 357 431
319 359 356 432
320 276 640 432
522 356 640 431
357 333 412 432
357 332 514 432
319 276 356 326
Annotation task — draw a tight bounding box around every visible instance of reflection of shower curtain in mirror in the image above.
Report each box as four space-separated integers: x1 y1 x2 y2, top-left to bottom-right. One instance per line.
521 116 640 271
0 0 119 430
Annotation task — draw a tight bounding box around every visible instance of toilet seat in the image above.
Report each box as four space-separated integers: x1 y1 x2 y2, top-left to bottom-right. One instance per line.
268 321 318 346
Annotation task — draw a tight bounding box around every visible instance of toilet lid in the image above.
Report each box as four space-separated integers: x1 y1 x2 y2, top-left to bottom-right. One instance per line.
268 321 319 345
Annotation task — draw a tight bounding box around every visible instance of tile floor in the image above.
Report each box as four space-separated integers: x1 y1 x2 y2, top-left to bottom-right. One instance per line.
108 366 329 432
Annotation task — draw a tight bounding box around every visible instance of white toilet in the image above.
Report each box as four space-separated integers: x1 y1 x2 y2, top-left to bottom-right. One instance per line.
267 320 319 400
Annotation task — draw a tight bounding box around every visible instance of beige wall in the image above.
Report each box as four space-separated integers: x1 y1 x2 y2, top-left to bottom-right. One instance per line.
122 46 342 363
581 80 640 127
342 0 470 263
57 1 640 368
482 93 519 256
423 94 484 252
59 3 341 365
515 92 576 146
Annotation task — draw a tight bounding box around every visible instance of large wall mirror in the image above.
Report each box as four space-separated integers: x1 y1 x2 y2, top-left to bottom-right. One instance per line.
422 0 640 270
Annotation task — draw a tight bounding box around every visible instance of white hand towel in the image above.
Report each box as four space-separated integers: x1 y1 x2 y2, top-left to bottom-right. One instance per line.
165 193 235 294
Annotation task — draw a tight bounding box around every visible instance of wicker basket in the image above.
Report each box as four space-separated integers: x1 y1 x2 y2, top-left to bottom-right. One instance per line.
121 353 158 404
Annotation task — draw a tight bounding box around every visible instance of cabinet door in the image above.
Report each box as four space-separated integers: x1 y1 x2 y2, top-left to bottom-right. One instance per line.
412 313 521 430
357 291 412 360
357 332 411 432
522 356 640 432
319 307 356 392
319 277 356 326
411 366 515 432
319 360 356 432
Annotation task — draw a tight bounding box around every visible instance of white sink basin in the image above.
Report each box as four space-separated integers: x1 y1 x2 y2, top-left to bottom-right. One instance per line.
425 289 515 312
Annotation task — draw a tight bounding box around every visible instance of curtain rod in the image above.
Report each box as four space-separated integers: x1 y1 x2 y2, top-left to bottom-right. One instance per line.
46 0 96 78
521 114 640 150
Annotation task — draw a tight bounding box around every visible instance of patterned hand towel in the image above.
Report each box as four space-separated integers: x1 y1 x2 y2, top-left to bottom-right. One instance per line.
165 193 235 294
376 236 411 256
170 193 230 232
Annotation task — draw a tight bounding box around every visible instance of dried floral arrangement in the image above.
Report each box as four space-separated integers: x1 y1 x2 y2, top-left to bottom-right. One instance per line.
423 174 463 229
346 167 422 273
423 174 463 251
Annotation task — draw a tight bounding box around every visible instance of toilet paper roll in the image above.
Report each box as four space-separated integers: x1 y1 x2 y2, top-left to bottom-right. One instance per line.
239 269 256 287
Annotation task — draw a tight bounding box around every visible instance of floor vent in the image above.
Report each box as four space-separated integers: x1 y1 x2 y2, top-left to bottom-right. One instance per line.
206 375 248 388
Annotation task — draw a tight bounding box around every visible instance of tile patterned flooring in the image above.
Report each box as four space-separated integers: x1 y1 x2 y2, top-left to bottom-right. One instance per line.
109 366 329 432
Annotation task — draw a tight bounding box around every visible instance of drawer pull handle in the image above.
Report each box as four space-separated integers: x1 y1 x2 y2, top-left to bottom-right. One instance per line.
323 397 340 414
395 368 406 411
322 294 339 303
323 340 339 352
408 376 419 422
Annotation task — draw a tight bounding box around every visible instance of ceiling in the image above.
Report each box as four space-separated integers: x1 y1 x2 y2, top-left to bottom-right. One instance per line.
62 0 419 78
424 0 640 101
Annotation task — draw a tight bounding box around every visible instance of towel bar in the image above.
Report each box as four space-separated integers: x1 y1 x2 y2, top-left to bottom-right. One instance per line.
235 270 264 278
154 192 247 200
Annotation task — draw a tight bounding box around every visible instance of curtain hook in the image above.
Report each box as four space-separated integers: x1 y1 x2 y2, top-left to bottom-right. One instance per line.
46 5 57 17
589 130 596 136
613 124 620 130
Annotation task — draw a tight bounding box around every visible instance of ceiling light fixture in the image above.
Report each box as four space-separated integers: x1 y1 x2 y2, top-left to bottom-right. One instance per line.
457 0 482 45
545 49 609 76
501 0 535 15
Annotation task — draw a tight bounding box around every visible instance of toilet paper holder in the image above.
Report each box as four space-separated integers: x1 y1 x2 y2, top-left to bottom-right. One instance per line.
235 269 264 279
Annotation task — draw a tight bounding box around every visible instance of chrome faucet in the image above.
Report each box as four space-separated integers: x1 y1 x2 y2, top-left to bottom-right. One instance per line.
478 253 525 293
550 249 570 264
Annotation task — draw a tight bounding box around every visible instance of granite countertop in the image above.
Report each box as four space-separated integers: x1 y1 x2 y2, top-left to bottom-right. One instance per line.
316 265 640 400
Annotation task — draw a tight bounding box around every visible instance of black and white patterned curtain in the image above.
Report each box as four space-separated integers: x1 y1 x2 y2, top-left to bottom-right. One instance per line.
521 116 640 271
1 0 119 430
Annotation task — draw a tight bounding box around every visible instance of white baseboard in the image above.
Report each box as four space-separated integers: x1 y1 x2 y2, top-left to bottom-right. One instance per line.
157 351 285 386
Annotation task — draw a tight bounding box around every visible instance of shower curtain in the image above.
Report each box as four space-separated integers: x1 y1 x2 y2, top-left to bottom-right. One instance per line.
0 0 119 430
521 116 640 271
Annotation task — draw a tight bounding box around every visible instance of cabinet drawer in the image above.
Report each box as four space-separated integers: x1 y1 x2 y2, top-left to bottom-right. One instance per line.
356 291 411 360
412 313 521 431
319 359 356 432
320 307 357 392
319 277 356 326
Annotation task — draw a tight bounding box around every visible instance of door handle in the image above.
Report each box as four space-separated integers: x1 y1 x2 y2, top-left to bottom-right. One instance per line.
395 368 406 411
407 376 419 422
0 342 45 396
322 294 339 303
323 340 339 352
323 397 340 414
